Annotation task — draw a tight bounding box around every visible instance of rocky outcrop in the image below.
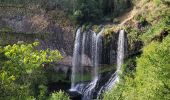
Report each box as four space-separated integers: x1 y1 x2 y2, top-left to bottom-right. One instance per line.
0 7 75 55
101 30 129 65
57 55 92 67
100 28 143 65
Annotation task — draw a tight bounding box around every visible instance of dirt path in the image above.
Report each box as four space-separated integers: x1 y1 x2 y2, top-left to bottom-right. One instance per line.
118 7 139 27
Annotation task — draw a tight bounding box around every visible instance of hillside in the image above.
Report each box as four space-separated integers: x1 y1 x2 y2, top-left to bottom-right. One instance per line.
103 0 170 100
0 0 169 100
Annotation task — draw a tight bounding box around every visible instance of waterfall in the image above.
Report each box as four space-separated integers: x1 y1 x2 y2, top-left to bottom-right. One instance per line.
117 30 125 73
82 29 103 100
81 32 87 82
94 30 103 79
97 30 125 97
70 28 82 91
70 27 104 100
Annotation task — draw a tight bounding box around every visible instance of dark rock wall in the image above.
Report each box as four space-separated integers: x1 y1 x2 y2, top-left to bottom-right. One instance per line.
101 32 118 64
101 30 141 65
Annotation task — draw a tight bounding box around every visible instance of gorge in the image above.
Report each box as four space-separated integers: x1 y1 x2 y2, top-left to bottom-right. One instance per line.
0 0 169 100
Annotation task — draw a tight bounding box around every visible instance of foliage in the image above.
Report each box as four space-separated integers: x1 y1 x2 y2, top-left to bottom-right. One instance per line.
0 42 63 99
141 16 170 44
72 0 102 24
134 35 170 100
48 90 69 100
103 1 170 100
103 35 170 100
126 27 142 51
0 0 132 24
72 0 131 24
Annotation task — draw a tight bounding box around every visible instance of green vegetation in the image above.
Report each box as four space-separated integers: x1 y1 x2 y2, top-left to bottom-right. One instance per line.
141 16 170 44
0 42 69 99
0 0 132 28
0 0 170 100
103 1 170 100
72 0 102 24
49 90 69 100
104 35 170 100
72 0 131 24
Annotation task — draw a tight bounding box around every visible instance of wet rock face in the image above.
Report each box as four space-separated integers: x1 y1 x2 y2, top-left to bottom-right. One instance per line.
57 55 92 67
68 91 82 100
101 30 142 65
0 14 75 55
101 33 118 64
101 30 129 65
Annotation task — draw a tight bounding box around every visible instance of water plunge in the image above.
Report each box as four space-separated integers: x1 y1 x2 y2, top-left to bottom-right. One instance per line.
70 27 103 99
82 29 103 100
70 28 125 100
70 28 82 91
81 32 87 82
105 30 125 89
97 30 125 97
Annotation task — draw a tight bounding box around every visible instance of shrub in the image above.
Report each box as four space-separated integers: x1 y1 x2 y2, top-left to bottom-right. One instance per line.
49 90 70 100
103 35 170 100
0 42 62 99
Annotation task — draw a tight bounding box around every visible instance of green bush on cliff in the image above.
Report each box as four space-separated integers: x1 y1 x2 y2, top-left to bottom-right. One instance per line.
141 16 170 44
0 42 63 99
134 35 170 100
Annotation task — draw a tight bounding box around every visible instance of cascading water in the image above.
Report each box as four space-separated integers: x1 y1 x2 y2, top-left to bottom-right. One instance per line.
97 30 125 97
81 32 87 82
70 27 104 100
82 29 103 100
105 30 125 89
70 28 82 91
116 30 125 76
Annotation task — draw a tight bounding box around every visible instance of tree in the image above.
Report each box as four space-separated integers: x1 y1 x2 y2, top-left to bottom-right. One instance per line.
49 90 69 100
0 42 62 99
73 0 102 23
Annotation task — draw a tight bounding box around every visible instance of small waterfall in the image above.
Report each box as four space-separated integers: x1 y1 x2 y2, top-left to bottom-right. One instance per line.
81 32 87 82
117 30 125 73
97 30 125 97
82 29 103 100
70 28 82 91
94 30 103 79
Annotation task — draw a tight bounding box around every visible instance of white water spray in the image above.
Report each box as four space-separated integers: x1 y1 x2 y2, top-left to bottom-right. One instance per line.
70 27 104 100
81 32 87 82
70 28 82 91
82 29 103 100
97 30 125 97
